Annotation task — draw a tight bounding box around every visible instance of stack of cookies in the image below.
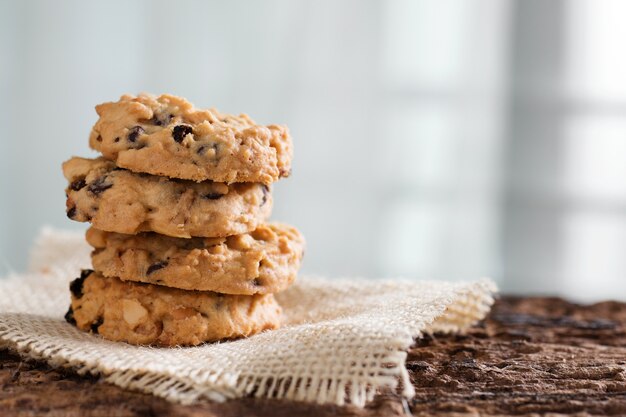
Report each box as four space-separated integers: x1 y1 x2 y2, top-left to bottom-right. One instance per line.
62 94 304 346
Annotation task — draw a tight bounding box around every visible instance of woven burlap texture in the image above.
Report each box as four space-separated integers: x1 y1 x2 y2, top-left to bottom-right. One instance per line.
0 228 496 406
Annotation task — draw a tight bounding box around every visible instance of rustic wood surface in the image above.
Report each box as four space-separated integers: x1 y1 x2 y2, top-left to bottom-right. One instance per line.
1 296 626 416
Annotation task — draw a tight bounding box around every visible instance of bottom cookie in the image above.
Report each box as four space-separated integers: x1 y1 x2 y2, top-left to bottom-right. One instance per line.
65 270 282 346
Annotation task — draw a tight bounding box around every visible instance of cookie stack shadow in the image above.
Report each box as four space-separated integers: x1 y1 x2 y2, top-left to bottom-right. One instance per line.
62 94 304 346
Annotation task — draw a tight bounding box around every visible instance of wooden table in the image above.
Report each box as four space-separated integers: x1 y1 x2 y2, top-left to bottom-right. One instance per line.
2 296 625 416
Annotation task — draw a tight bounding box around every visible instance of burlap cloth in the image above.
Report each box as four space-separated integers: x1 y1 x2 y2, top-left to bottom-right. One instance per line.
0 228 496 406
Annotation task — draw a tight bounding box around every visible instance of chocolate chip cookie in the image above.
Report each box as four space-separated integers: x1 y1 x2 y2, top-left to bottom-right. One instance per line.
63 157 272 238
65 270 282 346
89 94 292 184
87 223 304 295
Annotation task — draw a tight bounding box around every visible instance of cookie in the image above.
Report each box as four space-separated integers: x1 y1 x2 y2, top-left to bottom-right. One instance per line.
63 157 272 238
88 93 292 184
65 270 282 346
87 223 305 295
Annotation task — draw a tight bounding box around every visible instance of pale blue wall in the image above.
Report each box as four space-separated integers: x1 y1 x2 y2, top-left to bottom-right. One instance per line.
2 0 626 301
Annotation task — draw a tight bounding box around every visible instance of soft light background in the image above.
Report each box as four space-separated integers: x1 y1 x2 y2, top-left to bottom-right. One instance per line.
1 0 625 301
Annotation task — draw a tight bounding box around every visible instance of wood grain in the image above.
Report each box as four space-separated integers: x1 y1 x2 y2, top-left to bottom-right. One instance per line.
2 297 625 416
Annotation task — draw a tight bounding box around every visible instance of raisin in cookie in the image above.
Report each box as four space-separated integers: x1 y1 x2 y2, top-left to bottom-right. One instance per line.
88 93 292 184
63 157 272 238
65 270 282 346
87 223 304 295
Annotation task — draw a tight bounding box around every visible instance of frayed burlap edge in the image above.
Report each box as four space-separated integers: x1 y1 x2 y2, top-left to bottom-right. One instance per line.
0 228 497 407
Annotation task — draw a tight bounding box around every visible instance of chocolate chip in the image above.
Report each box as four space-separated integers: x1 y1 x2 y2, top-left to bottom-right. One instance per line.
146 261 168 275
66 206 77 219
203 192 223 200
69 269 93 299
88 176 113 195
90 317 103 334
252 278 262 286
70 178 86 191
197 142 218 156
96 135 102 142
64 306 76 326
114 137 120 143
150 113 172 126
261 184 269 206
127 126 144 143
172 125 193 143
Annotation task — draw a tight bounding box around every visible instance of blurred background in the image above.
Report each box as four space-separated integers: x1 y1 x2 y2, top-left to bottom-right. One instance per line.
1 0 625 301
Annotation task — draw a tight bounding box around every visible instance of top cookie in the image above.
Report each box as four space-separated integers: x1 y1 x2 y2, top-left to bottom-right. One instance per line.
89 94 292 184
